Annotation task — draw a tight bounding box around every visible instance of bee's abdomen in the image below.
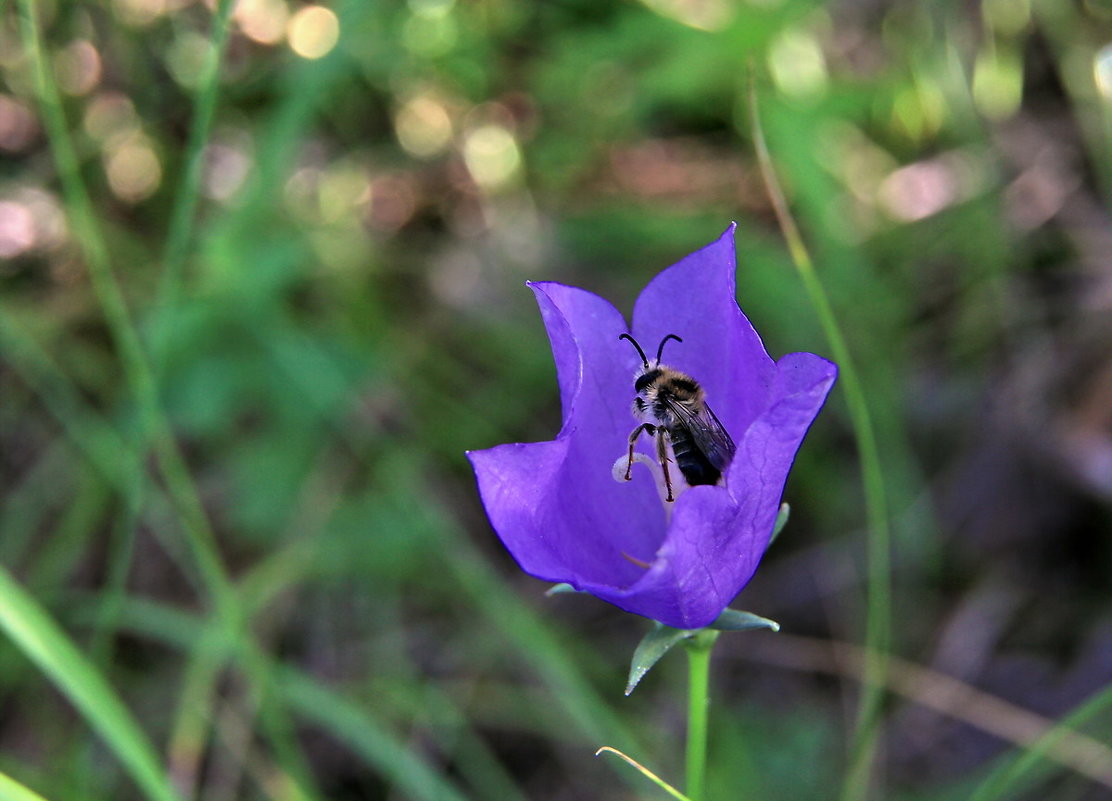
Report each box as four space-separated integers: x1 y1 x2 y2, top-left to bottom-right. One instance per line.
668 427 721 486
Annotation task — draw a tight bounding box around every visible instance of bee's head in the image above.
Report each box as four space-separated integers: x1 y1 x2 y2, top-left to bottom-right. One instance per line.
620 333 683 395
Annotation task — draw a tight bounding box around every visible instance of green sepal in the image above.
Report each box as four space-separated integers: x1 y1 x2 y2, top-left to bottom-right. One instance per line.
769 502 790 546
546 583 579 595
707 608 780 633
625 608 781 694
625 623 691 696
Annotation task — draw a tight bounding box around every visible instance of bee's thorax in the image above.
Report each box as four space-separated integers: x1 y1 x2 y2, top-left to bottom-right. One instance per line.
632 363 706 427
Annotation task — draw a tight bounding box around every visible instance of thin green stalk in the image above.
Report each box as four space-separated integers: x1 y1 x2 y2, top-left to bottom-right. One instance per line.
155 0 236 362
969 683 1112 801
100 597 477 801
80 469 144 784
13 18 210 774
749 87 892 800
88 424 144 679
595 748 691 801
684 630 718 801
16 0 237 630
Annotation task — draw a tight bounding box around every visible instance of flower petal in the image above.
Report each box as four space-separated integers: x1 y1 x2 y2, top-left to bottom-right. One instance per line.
468 440 572 582
471 283 670 591
631 223 777 440
527 281 629 439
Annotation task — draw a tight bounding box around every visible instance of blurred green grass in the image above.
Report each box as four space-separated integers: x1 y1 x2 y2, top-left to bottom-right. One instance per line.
2 0 1112 799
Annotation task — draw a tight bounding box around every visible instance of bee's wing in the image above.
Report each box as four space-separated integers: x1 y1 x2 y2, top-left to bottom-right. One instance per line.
662 397 737 472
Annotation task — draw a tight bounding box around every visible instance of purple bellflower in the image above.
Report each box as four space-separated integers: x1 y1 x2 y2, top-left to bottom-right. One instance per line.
468 225 836 629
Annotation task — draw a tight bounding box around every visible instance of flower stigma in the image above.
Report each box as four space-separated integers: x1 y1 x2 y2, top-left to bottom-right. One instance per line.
612 452 684 517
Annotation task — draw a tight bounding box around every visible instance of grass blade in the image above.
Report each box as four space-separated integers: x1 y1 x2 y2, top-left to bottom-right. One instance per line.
15 0 238 626
0 566 180 801
969 682 1112 801
155 0 236 359
94 596 478 801
749 83 892 800
596 747 691 801
0 771 52 801
282 672 474 801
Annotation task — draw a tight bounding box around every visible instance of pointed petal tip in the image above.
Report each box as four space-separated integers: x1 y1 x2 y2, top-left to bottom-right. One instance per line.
524 279 571 293
779 351 839 388
525 280 565 302
464 448 494 465
706 221 737 247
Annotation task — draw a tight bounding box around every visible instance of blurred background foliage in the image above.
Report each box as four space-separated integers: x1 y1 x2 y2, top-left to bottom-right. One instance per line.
1 0 1111 799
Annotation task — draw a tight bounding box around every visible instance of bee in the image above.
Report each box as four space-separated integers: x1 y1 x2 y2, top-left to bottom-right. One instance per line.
619 333 736 503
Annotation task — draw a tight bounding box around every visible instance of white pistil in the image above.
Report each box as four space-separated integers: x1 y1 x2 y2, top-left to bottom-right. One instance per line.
612 452 685 519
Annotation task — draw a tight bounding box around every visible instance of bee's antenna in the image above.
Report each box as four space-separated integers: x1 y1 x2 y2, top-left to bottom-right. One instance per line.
656 334 682 363
619 333 649 368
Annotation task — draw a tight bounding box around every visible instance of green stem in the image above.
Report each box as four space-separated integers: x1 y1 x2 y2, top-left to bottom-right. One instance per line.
684 630 718 801
16 0 238 630
154 0 236 364
968 682 1112 801
749 87 892 800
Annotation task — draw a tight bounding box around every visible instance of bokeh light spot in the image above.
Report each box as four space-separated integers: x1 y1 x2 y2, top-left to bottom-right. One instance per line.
821 122 898 204
409 0 455 15
166 31 212 89
877 152 983 222
462 125 521 191
203 135 253 201
1095 44 1112 100
0 95 38 152
891 79 946 141
366 174 416 232
639 0 734 32
288 6 340 60
113 0 169 27
105 133 162 202
0 189 65 259
19 188 67 249
319 160 371 222
768 29 829 100
83 93 138 141
54 40 102 96
236 0 290 45
402 12 457 56
395 95 453 158
973 47 1022 120
0 201 36 257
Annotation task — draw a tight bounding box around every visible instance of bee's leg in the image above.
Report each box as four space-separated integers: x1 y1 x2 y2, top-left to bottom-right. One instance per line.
626 424 655 480
656 428 674 502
